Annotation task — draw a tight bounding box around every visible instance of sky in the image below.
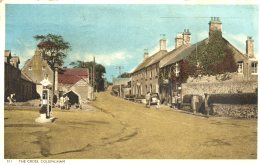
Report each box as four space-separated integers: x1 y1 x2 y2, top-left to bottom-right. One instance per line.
5 4 259 82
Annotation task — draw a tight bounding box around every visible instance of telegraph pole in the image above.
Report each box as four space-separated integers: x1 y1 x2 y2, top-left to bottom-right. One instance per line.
115 65 124 77
93 56 96 95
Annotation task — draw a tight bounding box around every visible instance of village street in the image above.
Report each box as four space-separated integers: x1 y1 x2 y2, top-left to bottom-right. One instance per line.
4 89 257 159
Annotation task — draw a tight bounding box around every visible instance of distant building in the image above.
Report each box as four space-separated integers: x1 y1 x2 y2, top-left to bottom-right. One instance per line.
4 50 39 102
112 77 132 97
58 68 93 105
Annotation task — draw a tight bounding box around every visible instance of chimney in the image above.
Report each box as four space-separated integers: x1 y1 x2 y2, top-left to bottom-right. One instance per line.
144 49 149 60
183 29 191 46
246 36 254 58
209 17 222 37
175 33 183 48
160 34 167 51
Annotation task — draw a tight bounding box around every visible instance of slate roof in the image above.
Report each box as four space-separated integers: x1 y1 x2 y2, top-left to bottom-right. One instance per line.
21 72 34 82
161 39 207 68
160 37 248 68
132 50 168 73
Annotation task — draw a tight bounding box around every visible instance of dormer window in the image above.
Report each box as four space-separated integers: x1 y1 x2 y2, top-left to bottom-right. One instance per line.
28 66 32 71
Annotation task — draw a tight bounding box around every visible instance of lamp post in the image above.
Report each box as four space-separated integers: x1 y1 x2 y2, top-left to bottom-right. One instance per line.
52 63 59 107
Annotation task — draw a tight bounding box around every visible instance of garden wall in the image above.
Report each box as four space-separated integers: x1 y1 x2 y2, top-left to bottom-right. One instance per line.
181 81 257 99
211 104 257 118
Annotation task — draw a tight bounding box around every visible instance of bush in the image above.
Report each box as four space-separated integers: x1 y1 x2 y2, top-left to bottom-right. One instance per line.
208 93 257 105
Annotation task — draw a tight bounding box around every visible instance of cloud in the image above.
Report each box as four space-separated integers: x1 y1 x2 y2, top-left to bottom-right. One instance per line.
197 31 208 41
16 47 35 68
223 32 247 54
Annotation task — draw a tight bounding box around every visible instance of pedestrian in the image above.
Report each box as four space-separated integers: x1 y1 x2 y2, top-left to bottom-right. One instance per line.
177 94 181 109
64 95 70 110
145 92 151 108
156 98 160 109
7 93 16 105
60 96 64 110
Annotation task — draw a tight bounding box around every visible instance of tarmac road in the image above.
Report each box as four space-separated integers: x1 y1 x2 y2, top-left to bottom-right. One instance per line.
4 90 257 159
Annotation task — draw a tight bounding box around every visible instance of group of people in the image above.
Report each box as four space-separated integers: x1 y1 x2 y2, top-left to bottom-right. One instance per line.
59 95 70 110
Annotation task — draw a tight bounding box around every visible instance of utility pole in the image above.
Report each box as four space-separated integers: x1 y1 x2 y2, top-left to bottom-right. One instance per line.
115 65 124 77
93 56 96 95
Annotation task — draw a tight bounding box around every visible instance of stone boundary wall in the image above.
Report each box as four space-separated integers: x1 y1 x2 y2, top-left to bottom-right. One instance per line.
181 81 258 99
211 104 257 118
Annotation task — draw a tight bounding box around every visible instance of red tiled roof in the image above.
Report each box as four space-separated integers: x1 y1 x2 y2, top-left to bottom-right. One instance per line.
61 68 88 76
58 68 88 84
58 74 83 84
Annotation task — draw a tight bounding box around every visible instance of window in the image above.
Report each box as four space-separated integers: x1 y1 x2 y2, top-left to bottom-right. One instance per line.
237 62 243 74
42 66 46 70
28 66 32 70
251 62 258 74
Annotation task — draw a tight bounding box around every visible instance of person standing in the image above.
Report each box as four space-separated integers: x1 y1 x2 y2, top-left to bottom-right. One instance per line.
60 96 64 110
145 92 151 108
64 95 70 110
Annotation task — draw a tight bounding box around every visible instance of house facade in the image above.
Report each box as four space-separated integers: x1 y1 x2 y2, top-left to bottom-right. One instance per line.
4 50 39 102
58 68 93 105
21 49 54 98
158 17 258 104
131 37 168 97
112 77 132 97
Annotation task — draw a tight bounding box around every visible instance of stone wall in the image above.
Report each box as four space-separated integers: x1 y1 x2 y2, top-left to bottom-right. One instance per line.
211 104 257 118
181 81 257 99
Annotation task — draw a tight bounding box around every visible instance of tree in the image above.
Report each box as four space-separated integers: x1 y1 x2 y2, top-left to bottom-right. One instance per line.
118 72 131 78
34 33 71 69
70 60 106 92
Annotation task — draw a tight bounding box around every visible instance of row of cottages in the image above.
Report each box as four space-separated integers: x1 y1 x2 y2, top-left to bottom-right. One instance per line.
4 50 39 102
131 37 168 96
21 50 93 106
131 17 258 105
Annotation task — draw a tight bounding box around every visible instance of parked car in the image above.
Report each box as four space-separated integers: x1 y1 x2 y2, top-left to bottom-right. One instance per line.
150 93 160 105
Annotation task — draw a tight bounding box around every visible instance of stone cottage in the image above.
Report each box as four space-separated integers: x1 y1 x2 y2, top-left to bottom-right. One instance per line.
58 68 93 106
21 49 54 98
131 36 168 97
159 17 258 104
